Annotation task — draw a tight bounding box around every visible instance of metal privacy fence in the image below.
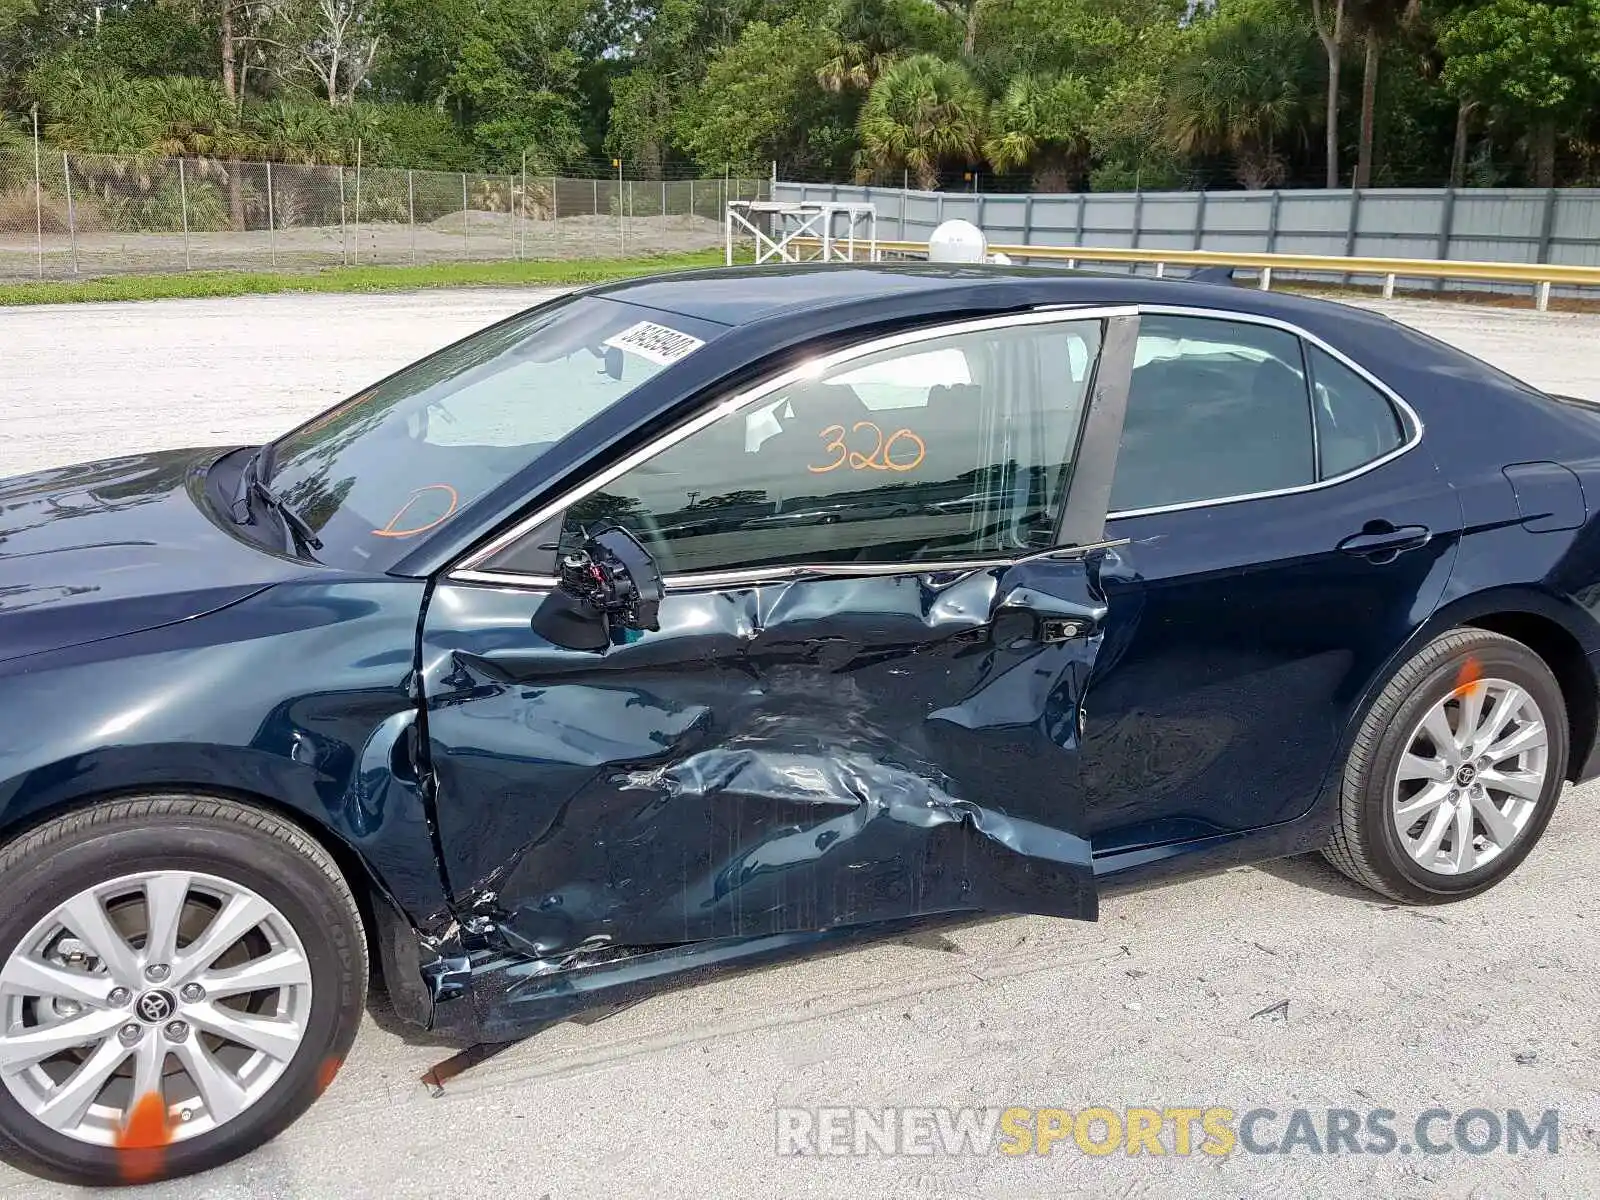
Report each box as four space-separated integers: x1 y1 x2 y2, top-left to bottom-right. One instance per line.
0 144 768 280
776 181 1600 296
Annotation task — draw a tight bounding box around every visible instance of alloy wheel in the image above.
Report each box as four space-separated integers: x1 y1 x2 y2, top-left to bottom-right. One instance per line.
1391 677 1549 876
0 870 313 1146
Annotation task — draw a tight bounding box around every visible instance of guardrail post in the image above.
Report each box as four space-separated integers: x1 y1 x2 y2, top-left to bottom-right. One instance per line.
1155 261 1165 278
1383 273 1395 299
1259 265 1272 292
1537 280 1552 312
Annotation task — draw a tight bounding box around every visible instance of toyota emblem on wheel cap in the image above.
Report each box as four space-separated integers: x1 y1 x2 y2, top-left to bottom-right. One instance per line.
136 990 176 1023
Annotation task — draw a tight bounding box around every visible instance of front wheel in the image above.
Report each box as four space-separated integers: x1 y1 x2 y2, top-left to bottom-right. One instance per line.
0 796 366 1186
1324 628 1568 903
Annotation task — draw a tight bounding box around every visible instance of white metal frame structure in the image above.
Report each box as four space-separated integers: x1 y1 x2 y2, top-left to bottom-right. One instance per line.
725 199 878 265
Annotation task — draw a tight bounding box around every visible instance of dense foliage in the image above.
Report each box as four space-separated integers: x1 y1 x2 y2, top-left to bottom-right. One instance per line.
5 0 1600 189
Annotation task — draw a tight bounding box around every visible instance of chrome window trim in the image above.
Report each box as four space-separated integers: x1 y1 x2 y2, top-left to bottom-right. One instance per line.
1103 304 1423 522
451 569 561 588
450 305 1138 577
446 299 1422 586
447 539 1131 595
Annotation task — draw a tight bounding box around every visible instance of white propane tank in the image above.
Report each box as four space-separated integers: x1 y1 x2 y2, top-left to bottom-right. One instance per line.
927 219 988 263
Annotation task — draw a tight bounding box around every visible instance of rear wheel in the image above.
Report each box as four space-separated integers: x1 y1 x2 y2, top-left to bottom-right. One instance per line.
0 796 366 1186
1324 628 1568 903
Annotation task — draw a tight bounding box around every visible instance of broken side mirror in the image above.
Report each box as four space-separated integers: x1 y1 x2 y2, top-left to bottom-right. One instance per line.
530 524 664 651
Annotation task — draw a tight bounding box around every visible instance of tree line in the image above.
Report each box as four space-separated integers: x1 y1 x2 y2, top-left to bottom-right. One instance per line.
3 0 1600 191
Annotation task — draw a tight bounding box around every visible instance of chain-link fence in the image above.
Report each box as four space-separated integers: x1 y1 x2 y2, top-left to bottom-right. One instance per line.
0 141 769 280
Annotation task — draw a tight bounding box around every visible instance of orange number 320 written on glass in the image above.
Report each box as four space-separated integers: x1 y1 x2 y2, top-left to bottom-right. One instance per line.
807 420 927 474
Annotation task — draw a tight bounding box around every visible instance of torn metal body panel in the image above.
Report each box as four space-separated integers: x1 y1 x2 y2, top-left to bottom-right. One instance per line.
449 914 957 1043
419 552 1108 979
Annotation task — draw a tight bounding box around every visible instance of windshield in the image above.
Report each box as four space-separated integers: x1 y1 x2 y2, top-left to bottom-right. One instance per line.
262 296 720 570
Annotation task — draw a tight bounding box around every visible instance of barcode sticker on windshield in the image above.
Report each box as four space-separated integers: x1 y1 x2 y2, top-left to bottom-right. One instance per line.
604 321 705 365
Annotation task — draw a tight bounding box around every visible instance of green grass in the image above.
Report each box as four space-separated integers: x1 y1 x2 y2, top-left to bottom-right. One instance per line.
0 250 731 306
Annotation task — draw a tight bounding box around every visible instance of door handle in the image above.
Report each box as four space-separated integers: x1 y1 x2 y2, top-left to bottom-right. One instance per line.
1040 617 1093 643
1337 522 1431 560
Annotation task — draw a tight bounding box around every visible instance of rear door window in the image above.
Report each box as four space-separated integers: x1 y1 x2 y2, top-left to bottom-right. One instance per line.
1111 315 1314 512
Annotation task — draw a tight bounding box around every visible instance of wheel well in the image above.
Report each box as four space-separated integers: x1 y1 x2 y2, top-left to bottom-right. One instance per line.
1464 612 1598 781
1 784 400 988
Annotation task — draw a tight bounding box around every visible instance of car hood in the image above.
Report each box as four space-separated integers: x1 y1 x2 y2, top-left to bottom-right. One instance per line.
0 447 308 663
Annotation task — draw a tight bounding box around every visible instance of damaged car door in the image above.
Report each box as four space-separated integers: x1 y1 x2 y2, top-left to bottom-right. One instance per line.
421 308 1138 965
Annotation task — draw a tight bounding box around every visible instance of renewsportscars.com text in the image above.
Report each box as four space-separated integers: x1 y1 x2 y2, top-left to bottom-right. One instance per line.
774 1105 1561 1158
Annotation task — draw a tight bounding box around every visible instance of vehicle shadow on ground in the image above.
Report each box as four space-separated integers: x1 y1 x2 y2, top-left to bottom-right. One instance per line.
1250 851 1387 901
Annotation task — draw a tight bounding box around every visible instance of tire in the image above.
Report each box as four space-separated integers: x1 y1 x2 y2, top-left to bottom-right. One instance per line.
1324 628 1568 903
0 795 366 1186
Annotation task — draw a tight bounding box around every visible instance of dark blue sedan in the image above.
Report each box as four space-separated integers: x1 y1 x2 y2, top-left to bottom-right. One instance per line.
1 264 1596 1184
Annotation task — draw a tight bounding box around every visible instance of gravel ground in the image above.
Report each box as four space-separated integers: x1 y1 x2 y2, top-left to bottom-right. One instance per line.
0 290 1598 1198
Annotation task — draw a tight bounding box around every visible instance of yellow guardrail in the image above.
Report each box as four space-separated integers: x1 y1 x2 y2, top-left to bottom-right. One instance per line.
789 236 1600 310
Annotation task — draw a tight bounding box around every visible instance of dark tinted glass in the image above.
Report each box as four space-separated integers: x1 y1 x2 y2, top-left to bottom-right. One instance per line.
1307 344 1405 477
1110 315 1314 512
558 317 1104 575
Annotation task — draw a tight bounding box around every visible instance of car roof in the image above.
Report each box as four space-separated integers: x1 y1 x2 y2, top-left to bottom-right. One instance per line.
585 261 1387 333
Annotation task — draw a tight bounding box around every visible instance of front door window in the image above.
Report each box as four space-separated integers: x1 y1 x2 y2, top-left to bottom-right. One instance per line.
559 317 1106 576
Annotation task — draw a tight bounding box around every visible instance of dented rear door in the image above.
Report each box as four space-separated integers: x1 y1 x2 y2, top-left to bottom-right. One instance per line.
421 308 1137 962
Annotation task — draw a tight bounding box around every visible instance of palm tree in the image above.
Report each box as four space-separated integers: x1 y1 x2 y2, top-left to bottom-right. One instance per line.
855 54 987 188
138 77 258 231
817 0 948 94
817 37 898 94
984 72 1094 190
248 100 342 166
139 77 253 161
1166 12 1318 189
